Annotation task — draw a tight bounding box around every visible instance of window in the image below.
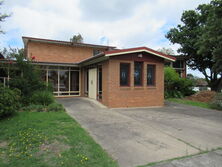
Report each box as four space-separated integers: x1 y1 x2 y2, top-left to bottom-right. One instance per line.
134 62 143 86
120 63 130 86
147 65 155 86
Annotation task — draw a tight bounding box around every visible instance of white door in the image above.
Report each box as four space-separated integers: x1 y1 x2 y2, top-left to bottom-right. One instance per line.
88 68 97 99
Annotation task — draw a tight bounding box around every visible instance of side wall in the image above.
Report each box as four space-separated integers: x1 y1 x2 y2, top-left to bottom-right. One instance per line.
27 41 105 63
105 53 164 108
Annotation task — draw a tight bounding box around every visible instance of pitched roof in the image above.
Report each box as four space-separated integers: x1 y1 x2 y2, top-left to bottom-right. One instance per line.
79 46 176 66
105 47 176 61
22 36 116 49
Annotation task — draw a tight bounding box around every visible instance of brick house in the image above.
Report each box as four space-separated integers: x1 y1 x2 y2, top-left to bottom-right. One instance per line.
1 37 176 108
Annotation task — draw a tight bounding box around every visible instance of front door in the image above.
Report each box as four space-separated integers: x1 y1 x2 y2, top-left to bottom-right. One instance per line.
88 68 97 99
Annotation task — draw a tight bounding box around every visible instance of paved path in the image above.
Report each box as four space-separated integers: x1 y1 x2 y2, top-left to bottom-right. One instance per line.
58 98 222 167
153 150 222 167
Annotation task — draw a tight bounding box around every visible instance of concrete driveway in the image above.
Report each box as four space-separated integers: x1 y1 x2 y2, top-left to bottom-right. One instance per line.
58 98 222 167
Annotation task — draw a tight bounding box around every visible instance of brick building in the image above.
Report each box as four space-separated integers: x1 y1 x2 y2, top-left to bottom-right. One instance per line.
1 37 176 108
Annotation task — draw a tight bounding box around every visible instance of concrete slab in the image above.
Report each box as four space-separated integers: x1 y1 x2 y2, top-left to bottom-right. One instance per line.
214 149 222 156
114 102 222 151
58 98 222 167
154 151 222 167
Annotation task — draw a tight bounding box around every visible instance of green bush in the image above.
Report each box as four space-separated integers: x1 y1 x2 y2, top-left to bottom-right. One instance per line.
21 104 46 112
7 50 51 105
47 102 65 112
164 67 195 98
0 85 21 118
31 91 54 106
210 93 222 110
21 102 65 112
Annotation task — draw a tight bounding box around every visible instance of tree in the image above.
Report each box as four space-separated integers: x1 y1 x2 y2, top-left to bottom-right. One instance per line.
166 0 222 92
5 48 49 105
164 67 194 98
70 33 83 43
0 1 10 34
158 47 175 55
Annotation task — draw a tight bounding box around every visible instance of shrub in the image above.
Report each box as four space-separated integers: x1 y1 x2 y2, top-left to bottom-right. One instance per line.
31 91 54 106
164 67 194 98
47 102 65 112
22 104 46 112
210 93 222 110
0 84 21 119
7 49 51 105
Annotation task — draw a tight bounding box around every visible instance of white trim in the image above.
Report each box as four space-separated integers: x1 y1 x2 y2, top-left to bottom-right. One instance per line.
105 49 175 62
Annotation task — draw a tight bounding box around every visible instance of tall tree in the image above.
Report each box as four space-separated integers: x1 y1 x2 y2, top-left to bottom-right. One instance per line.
70 33 83 43
0 1 10 34
166 0 222 92
157 47 175 55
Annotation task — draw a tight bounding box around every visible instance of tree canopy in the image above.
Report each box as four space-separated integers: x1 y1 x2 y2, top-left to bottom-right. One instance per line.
0 1 10 34
157 47 175 55
166 0 222 92
70 34 83 43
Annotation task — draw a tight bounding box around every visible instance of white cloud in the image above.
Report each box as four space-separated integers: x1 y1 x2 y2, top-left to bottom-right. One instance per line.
0 0 211 51
0 0 212 77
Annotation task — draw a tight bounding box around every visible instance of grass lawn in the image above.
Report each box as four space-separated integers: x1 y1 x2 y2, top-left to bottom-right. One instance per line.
167 98 211 109
0 112 119 167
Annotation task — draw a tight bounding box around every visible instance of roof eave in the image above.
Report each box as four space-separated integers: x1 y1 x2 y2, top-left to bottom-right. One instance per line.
22 36 116 49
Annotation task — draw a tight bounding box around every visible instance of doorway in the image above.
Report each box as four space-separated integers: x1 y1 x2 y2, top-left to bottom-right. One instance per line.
88 68 97 99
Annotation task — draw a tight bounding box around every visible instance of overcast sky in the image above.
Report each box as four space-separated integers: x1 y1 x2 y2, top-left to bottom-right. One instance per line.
0 0 211 77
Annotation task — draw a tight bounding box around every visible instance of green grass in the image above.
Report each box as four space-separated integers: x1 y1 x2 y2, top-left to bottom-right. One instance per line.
0 112 119 167
167 98 211 109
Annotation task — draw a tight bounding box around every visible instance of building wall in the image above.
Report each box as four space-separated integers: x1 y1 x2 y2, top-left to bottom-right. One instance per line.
27 41 105 63
101 60 110 106
101 53 164 108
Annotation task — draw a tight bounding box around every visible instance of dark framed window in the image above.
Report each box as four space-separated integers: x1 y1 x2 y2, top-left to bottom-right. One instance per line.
147 65 156 86
134 62 143 86
120 63 130 86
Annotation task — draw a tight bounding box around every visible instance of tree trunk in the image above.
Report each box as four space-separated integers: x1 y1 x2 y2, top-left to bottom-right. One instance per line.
209 78 222 92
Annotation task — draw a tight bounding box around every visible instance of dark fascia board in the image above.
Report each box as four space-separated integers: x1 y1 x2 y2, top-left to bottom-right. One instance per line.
31 61 79 67
22 36 116 49
0 59 79 67
78 52 108 67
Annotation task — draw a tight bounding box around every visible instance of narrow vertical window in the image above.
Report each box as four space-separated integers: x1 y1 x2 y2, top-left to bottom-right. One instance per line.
120 63 130 86
134 62 143 86
147 65 156 86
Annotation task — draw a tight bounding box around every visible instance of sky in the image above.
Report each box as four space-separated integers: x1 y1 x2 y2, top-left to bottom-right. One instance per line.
0 0 211 77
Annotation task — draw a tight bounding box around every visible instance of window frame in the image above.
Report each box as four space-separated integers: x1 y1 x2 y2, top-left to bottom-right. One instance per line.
120 63 131 87
147 64 156 87
134 61 143 86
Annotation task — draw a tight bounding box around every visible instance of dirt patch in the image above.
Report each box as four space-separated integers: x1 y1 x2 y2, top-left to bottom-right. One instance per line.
0 141 9 164
185 91 216 103
0 141 8 148
39 140 70 155
36 140 71 166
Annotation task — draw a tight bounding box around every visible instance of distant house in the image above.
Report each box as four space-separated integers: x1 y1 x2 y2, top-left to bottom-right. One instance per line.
193 79 211 91
165 55 186 78
0 37 176 108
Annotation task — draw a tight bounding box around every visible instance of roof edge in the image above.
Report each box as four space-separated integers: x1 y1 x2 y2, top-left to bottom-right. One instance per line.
22 36 116 49
105 47 176 61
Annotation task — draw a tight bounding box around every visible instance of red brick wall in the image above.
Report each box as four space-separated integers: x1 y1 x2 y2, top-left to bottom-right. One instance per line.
27 41 105 63
100 53 164 108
